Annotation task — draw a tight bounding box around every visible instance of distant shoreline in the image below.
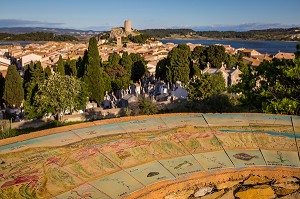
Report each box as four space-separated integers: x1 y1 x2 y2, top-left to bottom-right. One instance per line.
160 37 299 43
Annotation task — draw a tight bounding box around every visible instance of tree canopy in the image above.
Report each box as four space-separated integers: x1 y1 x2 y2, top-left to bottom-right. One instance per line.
166 44 191 84
54 55 65 75
187 73 226 102
3 65 24 108
234 56 300 115
23 62 45 118
0 32 78 42
34 74 88 119
83 37 104 103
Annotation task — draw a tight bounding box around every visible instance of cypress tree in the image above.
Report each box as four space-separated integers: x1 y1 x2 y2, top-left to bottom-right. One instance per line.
44 65 52 79
77 50 88 78
24 62 45 118
55 55 65 75
23 62 34 98
65 58 77 76
120 51 133 79
69 59 77 77
83 37 104 103
166 44 190 84
0 72 5 105
3 65 24 107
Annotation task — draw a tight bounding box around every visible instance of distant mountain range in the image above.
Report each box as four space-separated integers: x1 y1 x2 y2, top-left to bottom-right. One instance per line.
1 27 300 42
0 27 102 35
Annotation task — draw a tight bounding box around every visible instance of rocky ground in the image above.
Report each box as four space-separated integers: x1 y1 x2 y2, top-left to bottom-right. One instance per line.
164 175 299 199
126 167 300 199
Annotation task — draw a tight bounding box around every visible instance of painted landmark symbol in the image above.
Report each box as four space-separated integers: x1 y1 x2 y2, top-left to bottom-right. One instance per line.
233 153 258 161
147 172 160 177
174 161 193 170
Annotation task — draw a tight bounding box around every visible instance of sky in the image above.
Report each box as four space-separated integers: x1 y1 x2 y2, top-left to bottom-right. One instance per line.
1 0 300 31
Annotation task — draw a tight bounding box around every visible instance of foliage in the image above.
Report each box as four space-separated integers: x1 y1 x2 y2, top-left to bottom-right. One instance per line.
108 53 121 65
77 50 88 78
257 58 300 115
140 28 300 41
264 98 299 115
191 45 240 69
65 58 77 76
139 29 194 38
191 46 206 63
189 62 200 79
104 63 127 90
83 37 104 103
120 52 133 71
135 96 158 115
0 72 5 105
23 62 45 119
54 55 65 75
129 53 147 82
132 61 147 83
102 70 112 93
0 129 15 140
196 28 300 41
3 65 24 107
235 54 300 115
127 34 149 44
206 45 229 68
202 94 235 113
34 74 88 119
44 65 52 79
155 58 168 81
187 73 226 102
231 64 259 110
120 51 133 79
166 44 191 84
296 44 300 59
0 32 78 41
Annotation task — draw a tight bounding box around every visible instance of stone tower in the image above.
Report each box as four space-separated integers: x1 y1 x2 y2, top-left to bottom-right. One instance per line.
117 37 122 47
124 20 132 33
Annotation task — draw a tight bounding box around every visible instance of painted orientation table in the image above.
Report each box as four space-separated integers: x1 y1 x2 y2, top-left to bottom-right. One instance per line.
0 113 299 198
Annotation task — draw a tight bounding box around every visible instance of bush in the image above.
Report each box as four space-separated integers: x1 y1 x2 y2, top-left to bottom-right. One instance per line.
138 96 158 115
203 94 235 113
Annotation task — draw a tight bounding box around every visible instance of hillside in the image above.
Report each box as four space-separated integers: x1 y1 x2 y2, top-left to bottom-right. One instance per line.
0 32 78 42
140 27 300 41
0 27 100 36
196 27 300 41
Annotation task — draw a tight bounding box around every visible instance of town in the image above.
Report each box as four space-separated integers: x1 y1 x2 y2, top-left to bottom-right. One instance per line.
0 20 298 127
1 0 300 198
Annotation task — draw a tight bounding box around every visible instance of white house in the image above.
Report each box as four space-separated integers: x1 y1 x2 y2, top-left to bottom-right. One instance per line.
21 53 42 67
147 61 158 76
0 56 10 71
202 62 242 87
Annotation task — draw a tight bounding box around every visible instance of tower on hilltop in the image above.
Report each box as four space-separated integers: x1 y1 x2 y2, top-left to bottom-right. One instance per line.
124 20 132 33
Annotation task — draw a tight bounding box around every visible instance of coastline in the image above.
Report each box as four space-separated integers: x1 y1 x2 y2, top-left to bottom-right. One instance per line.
160 37 299 43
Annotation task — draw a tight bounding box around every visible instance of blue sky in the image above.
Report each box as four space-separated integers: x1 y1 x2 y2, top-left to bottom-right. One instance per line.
1 0 300 31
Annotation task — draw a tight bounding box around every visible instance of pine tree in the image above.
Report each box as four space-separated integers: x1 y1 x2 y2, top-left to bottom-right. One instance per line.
83 37 104 104
3 65 24 107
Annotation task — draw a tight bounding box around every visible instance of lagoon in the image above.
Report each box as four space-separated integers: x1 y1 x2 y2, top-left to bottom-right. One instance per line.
161 39 299 55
